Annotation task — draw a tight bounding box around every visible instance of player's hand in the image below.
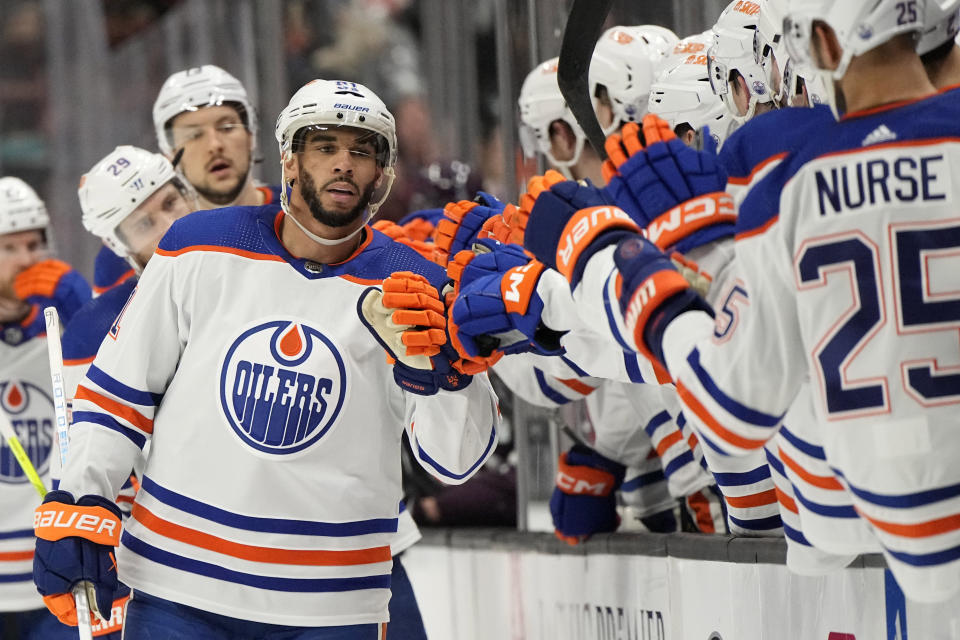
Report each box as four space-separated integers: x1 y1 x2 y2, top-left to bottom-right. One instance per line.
358 272 473 395
520 175 640 287
602 115 731 251
433 192 508 267
372 220 436 261
550 445 626 545
508 170 566 246
447 243 565 361
612 235 713 374
10 259 92 340
33 492 123 627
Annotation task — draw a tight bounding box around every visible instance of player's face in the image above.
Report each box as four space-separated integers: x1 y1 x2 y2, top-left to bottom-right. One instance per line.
0 230 46 297
730 74 750 117
292 127 383 228
116 182 193 267
170 105 252 207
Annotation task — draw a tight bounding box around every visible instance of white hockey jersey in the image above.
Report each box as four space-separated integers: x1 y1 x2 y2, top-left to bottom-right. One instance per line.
0 335 54 611
651 89 960 602
59 205 499 626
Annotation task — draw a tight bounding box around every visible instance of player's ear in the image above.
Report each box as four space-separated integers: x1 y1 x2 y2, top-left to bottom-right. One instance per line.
283 152 299 184
548 120 576 161
811 20 842 73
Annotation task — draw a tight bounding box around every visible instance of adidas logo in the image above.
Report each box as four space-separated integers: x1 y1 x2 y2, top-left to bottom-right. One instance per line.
862 124 897 146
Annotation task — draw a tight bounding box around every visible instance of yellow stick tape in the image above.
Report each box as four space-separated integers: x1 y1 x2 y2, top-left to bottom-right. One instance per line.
6 434 46 498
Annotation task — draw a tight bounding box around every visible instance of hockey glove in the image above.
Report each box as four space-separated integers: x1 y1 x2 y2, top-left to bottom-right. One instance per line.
372 220 435 261
358 272 472 395
613 235 714 373
447 243 565 360
433 192 509 267
603 115 734 253
521 176 640 287
550 444 626 545
8 260 92 344
509 170 567 246
34 491 122 627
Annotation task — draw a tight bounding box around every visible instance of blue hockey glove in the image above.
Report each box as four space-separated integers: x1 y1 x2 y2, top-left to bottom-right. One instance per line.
4 259 92 345
447 243 565 359
521 175 641 287
603 115 733 252
433 192 508 266
550 444 626 544
358 272 473 395
34 491 122 627
613 235 713 373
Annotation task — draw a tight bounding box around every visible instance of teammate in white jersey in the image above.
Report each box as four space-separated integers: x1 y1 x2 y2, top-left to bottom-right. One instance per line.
520 0 960 604
0 178 97 639
93 65 280 296
32 79 498 638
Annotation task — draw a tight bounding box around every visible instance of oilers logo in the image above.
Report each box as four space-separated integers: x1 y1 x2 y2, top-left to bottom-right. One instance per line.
219 320 347 455
0 380 53 484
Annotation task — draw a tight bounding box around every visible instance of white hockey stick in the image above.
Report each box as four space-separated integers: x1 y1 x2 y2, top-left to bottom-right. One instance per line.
44 306 96 640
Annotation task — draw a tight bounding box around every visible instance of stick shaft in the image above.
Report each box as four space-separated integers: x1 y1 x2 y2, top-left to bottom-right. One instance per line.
43 307 96 640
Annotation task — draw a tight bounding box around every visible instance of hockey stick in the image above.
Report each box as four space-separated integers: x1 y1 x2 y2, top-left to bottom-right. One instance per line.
557 0 614 161
44 307 96 640
0 408 46 498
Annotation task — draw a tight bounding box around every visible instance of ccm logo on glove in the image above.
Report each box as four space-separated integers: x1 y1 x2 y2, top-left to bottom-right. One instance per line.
557 206 637 281
502 260 545 315
556 469 617 496
34 505 121 546
645 192 735 250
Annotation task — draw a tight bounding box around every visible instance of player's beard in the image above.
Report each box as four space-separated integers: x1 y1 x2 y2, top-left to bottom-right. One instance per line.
299 171 375 228
195 165 250 207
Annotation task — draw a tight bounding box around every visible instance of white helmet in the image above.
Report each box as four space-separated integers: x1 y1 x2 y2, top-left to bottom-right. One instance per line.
755 0 790 103
0 177 48 236
275 79 397 243
919 0 960 55
79 146 184 258
590 26 669 136
153 65 257 157
708 0 777 124
518 58 587 173
649 33 737 148
657 31 713 76
626 25 681 57
783 0 924 83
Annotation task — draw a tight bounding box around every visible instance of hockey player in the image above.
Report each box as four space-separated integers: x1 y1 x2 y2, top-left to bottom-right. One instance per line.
648 31 737 148
520 0 960 604
919 0 960 86
0 178 99 638
440 33 726 540
92 65 279 295
63 146 197 403
33 80 498 638
707 0 781 130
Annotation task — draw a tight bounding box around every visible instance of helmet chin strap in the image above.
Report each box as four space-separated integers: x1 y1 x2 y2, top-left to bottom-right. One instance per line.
283 207 368 246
